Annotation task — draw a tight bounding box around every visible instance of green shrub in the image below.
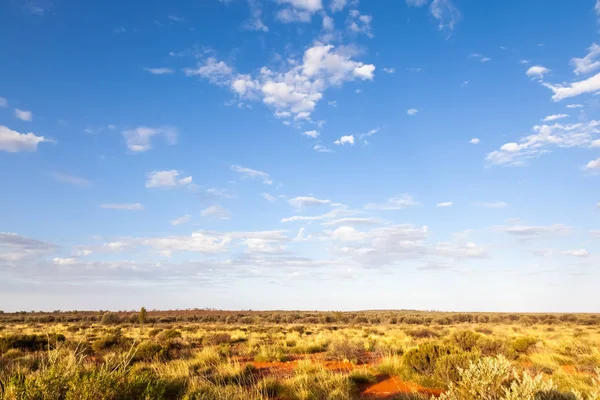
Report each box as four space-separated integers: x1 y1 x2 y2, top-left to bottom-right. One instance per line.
511 336 538 354
91 334 127 353
133 341 165 362
406 328 439 339
203 333 231 346
448 330 481 352
101 312 121 325
0 334 65 353
434 351 479 383
477 336 507 356
157 329 182 342
403 342 454 376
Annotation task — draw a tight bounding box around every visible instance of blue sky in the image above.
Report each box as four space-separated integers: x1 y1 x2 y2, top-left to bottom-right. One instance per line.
1 0 599 312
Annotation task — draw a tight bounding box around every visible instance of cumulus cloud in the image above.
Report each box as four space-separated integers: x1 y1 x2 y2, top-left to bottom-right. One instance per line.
144 67 175 75
15 108 32 121
100 203 143 210
526 65 550 79
145 170 192 188
313 143 332 152
0 97 6 107
334 135 354 145
122 126 177 152
243 0 269 31
486 121 600 166
436 202 453 207
571 43 600 75
585 158 600 170
201 205 232 219
365 194 418 210
184 44 375 121
231 165 273 184
566 104 583 109
346 9 373 38
543 72 600 101
383 68 396 74
52 257 76 265
288 196 331 209
407 108 418 115
303 130 319 138
170 214 192 226
329 0 347 12
469 138 480 144
0 125 49 152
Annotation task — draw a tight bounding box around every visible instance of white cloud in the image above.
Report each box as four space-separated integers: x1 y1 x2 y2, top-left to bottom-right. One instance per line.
276 0 323 11
365 194 418 210
585 158 600 170
15 108 32 121
461 80 469 87
497 223 570 237
289 196 331 209
171 214 192 226
543 72 600 101
478 201 508 208
566 104 583 108
334 135 354 145
469 53 491 62
436 202 453 207
383 67 396 74
144 67 175 75
184 44 375 121
347 9 373 38
526 65 549 79
542 114 569 122
487 121 600 166
519 60 530 65
469 138 480 144
48 172 90 188
0 125 49 153
322 15 334 31
562 249 590 258
261 193 278 203
571 43 600 75
407 108 418 115
201 205 232 219
145 170 193 188
52 257 76 266
429 0 461 31
0 97 6 107
100 203 143 210
276 7 312 22
122 126 177 152
314 143 332 152
322 217 382 227
406 0 428 6
282 205 358 223
303 130 319 138
231 165 273 184
0 232 57 262
329 0 347 12
243 0 269 32
184 57 234 85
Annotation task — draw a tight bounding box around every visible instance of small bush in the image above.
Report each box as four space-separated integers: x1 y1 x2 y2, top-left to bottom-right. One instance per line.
254 345 290 362
448 330 481 352
434 351 479 383
511 336 538 354
326 339 367 364
133 341 165 362
403 342 454 376
156 329 182 342
203 333 231 346
100 312 121 325
406 328 439 339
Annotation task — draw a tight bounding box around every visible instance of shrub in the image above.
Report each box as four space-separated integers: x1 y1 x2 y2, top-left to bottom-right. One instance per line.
203 333 231 346
477 336 507 356
133 341 165 362
403 342 454 376
406 328 439 339
156 329 182 342
511 336 538 354
0 334 65 353
448 330 481 352
434 351 479 383
148 328 162 338
91 334 126 353
326 339 367 364
101 312 121 325
254 345 290 362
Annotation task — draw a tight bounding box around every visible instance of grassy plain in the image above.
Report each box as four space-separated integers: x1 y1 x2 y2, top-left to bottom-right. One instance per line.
0 310 599 399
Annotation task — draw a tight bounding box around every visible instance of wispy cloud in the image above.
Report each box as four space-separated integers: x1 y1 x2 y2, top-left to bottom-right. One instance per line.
49 172 91 188
100 203 144 210
231 165 272 184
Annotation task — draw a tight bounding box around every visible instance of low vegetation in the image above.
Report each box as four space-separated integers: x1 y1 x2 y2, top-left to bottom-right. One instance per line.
0 309 599 399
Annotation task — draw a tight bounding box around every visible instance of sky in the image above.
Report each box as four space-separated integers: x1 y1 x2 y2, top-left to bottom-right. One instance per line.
1 0 599 313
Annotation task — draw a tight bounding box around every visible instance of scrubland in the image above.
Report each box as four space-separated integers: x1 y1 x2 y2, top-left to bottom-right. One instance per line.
0 310 599 399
